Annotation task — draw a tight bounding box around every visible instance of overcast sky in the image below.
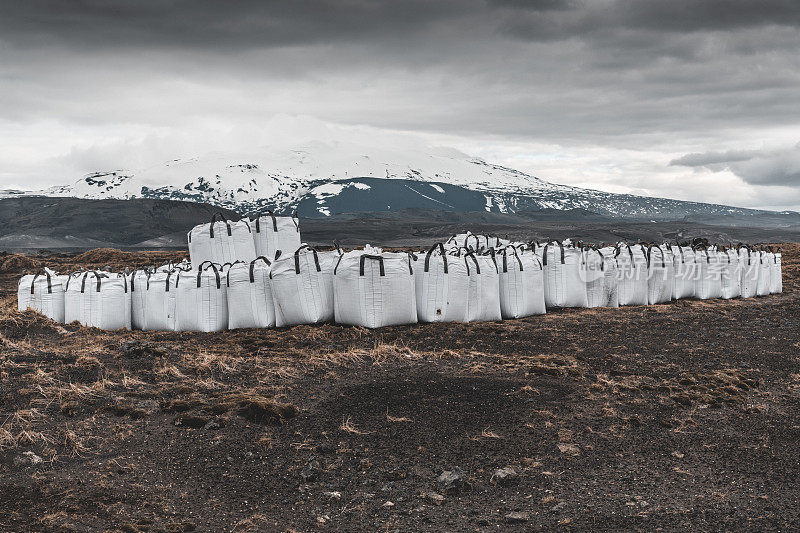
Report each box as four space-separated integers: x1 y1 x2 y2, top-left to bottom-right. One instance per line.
2 0 800 210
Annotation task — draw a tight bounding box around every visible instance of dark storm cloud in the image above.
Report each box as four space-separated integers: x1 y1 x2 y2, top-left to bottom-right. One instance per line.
671 145 800 187
670 150 760 167
3 0 800 50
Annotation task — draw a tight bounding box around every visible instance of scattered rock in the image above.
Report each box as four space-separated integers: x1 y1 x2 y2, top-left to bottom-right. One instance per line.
382 501 395 508
491 467 519 486
14 451 43 466
505 511 529 523
324 491 341 500
425 492 445 505
203 420 221 430
477 517 491 526
672 451 685 459
302 459 321 483
550 501 567 513
436 467 465 494
557 443 581 456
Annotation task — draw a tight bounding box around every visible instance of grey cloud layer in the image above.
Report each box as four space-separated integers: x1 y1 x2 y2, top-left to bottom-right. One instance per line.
671 145 800 187
2 0 800 207
4 1 800 48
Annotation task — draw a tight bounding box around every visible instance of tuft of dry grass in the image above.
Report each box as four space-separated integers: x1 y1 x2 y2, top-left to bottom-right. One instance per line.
340 415 371 435
386 408 413 423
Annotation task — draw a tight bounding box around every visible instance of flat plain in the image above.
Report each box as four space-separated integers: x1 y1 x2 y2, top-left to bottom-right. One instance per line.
1 245 798 531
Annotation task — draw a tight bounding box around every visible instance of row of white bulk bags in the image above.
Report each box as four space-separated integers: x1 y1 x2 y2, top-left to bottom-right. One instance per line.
188 213 256 267
226 257 276 329
463 252 502 322
333 251 417 328
270 245 340 327
542 242 589 308
64 272 132 330
251 210 301 260
414 244 469 323
18 269 67 323
497 246 545 319
174 262 228 332
647 245 674 304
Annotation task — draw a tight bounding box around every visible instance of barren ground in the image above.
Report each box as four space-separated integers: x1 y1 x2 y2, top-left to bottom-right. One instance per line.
1 245 798 532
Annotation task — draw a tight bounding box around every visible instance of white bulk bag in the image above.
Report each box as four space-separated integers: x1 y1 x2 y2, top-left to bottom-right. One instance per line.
616 244 648 306
270 245 338 326
597 247 620 308
718 249 741 299
251 210 301 260
542 242 588 308
695 248 723 300
756 250 771 296
737 246 759 298
647 245 674 304
188 213 257 267
497 247 545 319
670 245 697 299
64 272 131 330
129 270 150 329
18 270 65 323
226 257 276 329
414 243 469 323
333 252 417 328
175 262 228 332
770 248 783 294
463 252 502 322
583 248 613 308
143 270 178 331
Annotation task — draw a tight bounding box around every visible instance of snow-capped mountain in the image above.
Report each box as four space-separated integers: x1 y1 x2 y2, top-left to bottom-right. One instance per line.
15 141 794 220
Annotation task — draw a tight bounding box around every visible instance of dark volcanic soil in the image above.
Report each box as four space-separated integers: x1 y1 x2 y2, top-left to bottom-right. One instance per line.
1 246 799 532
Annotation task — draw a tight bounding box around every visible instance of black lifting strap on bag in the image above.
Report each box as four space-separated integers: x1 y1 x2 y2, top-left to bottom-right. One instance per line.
223 260 245 287
30 270 53 294
197 261 221 289
253 209 277 233
541 241 565 266
587 247 605 271
501 246 523 273
647 245 665 269
294 244 321 274
209 212 232 239
249 256 272 283
464 251 481 276
130 269 150 292
359 254 386 276
81 271 106 293
424 243 449 273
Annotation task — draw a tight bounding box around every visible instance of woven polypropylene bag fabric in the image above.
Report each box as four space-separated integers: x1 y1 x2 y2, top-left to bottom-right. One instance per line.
333 251 417 328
